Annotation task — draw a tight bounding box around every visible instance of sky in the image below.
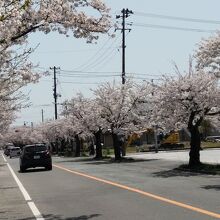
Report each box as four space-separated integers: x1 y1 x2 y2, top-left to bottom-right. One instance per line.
14 0 220 126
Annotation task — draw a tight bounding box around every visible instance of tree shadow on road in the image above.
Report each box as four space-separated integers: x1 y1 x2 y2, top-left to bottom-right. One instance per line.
152 168 203 178
86 158 159 165
55 157 101 163
55 157 158 165
201 185 220 191
18 213 101 220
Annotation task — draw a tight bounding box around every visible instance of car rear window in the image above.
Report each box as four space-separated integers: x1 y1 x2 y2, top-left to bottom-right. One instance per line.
11 148 20 151
25 145 47 153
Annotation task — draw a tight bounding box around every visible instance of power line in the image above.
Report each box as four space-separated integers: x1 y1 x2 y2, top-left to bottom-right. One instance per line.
60 69 121 74
59 73 120 78
132 22 216 33
55 81 102 85
39 67 163 76
35 47 117 54
90 47 120 71
133 11 220 25
73 35 117 71
79 35 121 71
41 79 102 85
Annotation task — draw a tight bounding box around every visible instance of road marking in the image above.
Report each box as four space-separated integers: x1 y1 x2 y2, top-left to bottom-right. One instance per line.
54 164 220 219
2 153 7 162
1 153 44 220
28 202 45 220
7 163 32 201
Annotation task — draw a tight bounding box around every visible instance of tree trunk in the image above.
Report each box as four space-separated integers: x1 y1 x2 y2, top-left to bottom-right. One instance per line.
60 138 66 155
94 129 102 159
89 141 95 156
112 133 121 161
70 138 74 152
55 138 59 155
75 135 81 157
188 125 201 167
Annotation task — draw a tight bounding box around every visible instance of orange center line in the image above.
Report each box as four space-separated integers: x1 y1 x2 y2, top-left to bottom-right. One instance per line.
53 164 220 219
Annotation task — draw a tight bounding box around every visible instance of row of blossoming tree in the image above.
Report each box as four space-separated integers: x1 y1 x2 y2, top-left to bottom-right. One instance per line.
3 69 220 167
0 1 220 168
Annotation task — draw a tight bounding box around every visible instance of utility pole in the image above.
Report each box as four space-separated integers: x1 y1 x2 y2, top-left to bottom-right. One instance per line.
116 8 133 84
50 66 60 120
41 109 44 123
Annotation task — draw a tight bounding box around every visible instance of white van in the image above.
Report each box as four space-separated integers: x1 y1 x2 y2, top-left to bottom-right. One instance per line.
205 136 220 142
9 147 21 158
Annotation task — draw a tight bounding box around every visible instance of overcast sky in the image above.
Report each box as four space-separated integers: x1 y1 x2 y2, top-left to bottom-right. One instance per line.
14 0 220 126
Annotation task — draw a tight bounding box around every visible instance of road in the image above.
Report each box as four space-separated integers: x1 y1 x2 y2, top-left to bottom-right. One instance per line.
1 150 220 220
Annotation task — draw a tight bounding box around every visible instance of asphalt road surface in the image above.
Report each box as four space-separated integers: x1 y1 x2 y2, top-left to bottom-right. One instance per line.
2 150 220 220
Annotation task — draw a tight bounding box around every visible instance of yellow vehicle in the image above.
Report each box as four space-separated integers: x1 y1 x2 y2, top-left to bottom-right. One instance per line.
160 130 184 149
126 129 184 150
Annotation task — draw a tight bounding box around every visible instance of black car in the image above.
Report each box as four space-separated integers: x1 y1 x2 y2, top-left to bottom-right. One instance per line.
4 143 15 156
20 144 52 172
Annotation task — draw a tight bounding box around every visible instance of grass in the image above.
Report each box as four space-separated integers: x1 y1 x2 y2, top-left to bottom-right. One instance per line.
102 142 220 155
201 141 220 149
102 146 138 156
159 141 220 150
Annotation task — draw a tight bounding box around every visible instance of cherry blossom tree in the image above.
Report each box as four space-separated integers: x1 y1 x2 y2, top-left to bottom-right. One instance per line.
0 47 39 133
93 80 152 160
152 63 220 167
0 101 16 133
61 93 104 159
0 0 112 46
195 31 220 77
38 119 72 154
0 0 112 130
3 125 44 147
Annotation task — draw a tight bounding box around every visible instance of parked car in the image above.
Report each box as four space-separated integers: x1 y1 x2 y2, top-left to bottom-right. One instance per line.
4 143 15 156
205 136 220 142
19 143 52 172
9 147 21 158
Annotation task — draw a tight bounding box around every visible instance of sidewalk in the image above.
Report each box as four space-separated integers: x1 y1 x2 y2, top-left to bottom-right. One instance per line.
0 153 33 220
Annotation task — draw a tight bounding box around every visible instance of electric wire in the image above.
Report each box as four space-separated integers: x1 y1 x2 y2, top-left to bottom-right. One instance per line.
133 11 220 25
60 69 121 74
132 22 216 33
34 48 116 54
35 67 165 77
91 46 120 71
73 35 117 71
41 79 102 85
58 73 120 78
79 34 121 71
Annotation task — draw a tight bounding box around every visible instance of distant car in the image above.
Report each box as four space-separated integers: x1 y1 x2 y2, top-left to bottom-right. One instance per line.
4 144 15 156
205 136 220 142
9 147 21 158
19 144 52 172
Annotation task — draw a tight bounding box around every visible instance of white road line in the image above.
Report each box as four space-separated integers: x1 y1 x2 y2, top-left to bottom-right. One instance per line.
1 153 44 220
28 202 45 220
7 163 32 201
2 153 7 162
